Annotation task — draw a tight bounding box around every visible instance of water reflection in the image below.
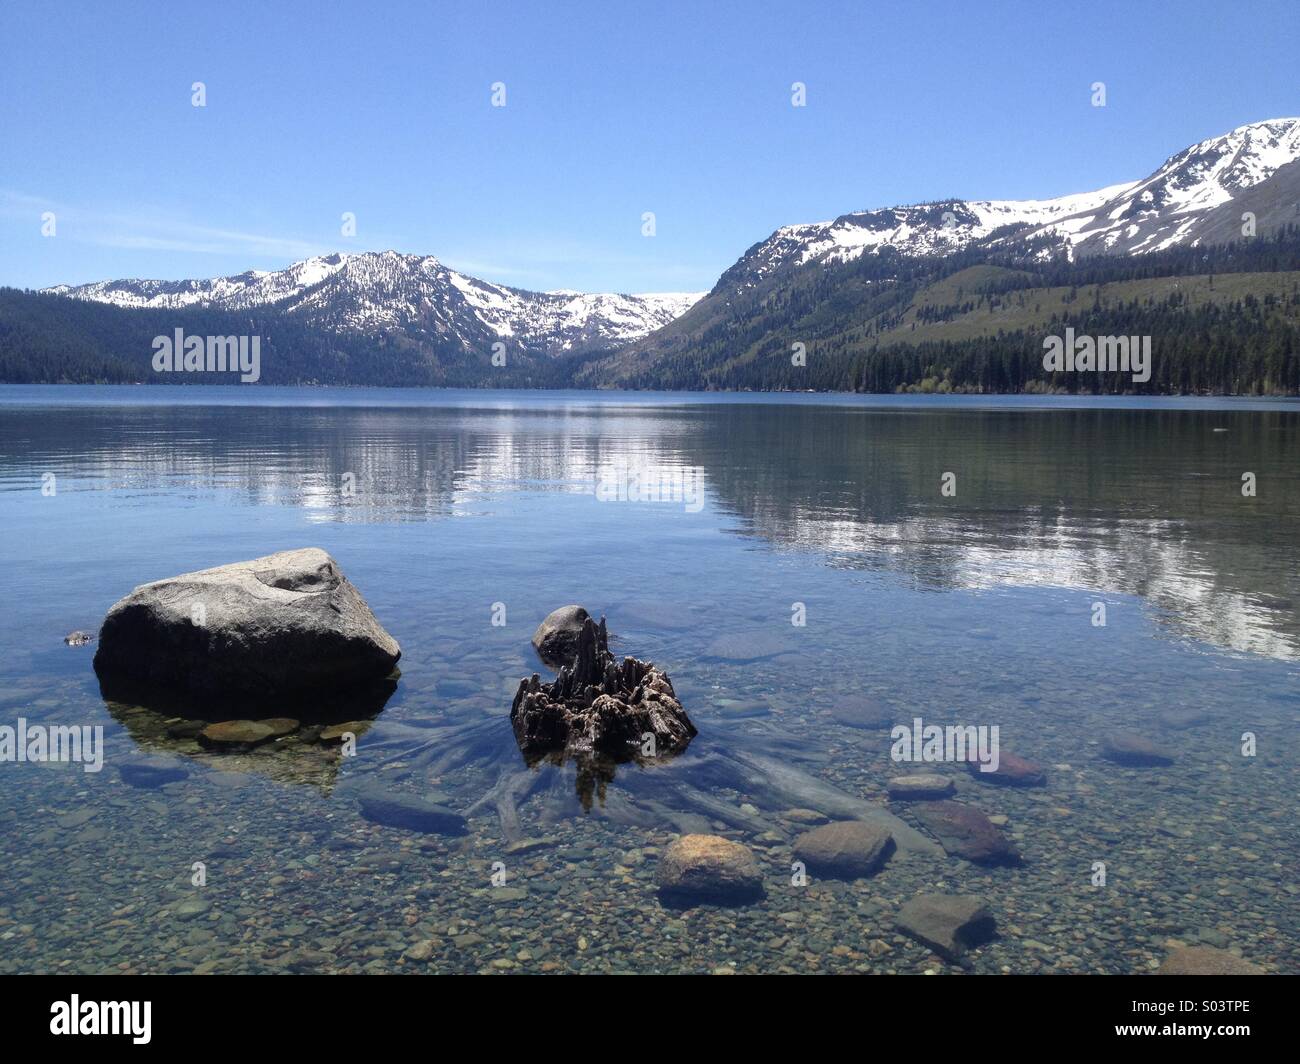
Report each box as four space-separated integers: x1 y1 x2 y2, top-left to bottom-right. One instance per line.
1 396 1297 659
96 674 399 791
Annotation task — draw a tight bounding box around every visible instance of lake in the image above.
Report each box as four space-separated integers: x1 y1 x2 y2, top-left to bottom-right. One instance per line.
0 385 1296 974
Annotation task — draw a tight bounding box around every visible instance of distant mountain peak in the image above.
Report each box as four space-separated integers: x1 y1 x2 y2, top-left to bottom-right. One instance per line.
45 251 704 357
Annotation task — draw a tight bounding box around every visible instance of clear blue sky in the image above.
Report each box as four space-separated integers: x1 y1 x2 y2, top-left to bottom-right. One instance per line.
1 0 1295 294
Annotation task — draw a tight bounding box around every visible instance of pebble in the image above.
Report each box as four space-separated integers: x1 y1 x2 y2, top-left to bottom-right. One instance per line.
887 774 955 800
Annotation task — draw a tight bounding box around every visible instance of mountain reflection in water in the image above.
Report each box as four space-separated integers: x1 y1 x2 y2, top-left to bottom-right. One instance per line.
3 390 1296 660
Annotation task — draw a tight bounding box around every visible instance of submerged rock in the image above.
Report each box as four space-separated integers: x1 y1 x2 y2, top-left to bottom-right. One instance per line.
887 773 955 800
1102 731 1174 766
118 756 190 789
93 548 400 700
1158 708 1213 730
896 894 996 962
1155 946 1264 975
702 631 792 662
792 820 894 879
169 897 212 922
656 834 763 904
714 698 771 720
781 808 831 825
914 801 1022 865
531 605 593 669
966 751 1046 787
319 721 372 744
512 615 696 764
352 782 468 836
100 694 387 793
198 718 300 749
829 697 896 730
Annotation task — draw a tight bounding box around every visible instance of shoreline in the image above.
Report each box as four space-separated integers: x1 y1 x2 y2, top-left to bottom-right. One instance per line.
2 381 1299 413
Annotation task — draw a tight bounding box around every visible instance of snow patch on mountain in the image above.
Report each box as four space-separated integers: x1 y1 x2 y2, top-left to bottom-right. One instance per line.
732 118 1300 282
746 182 1138 280
46 252 704 355
1029 118 1300 256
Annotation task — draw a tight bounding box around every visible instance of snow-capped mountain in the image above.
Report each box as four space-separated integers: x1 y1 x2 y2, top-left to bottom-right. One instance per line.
39 119 1300 372
724 118 1300 285
46 251 703 356
735 182 1139 281
584 117 1300 390
1026 118 1300 256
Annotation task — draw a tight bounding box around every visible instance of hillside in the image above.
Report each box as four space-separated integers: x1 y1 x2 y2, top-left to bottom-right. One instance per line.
584 119 1300 393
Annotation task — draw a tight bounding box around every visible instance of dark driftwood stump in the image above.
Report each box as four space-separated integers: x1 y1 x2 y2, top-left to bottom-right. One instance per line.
510 616 696 767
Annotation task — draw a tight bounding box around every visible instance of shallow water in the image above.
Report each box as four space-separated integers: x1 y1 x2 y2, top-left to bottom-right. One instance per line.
0 385 1296 974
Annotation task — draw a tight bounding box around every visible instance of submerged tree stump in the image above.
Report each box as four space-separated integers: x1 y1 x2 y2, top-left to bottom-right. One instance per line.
510 616 696 765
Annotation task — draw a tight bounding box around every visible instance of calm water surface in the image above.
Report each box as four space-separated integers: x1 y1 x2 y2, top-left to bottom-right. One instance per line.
1 385 1296 974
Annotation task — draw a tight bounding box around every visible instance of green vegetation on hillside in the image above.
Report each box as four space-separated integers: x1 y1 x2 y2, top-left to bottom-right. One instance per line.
589 228 1300 394
0 289 575 387
4 227 1300 394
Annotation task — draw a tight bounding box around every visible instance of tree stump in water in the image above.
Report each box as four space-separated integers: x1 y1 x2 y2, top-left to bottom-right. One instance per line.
510 616 696 766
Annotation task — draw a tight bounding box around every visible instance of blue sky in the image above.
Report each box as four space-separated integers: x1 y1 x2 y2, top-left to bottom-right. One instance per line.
1 0 1296 293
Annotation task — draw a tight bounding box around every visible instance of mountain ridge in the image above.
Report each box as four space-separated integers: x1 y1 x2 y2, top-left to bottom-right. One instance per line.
713 117 1300 286
46 250 704 358
17 117 1300 394
588 117 1300 388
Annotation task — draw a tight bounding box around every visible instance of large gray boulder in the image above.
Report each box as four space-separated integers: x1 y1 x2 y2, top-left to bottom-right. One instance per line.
93 548 400 699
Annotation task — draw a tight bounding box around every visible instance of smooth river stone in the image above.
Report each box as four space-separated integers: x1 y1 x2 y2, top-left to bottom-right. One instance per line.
829 696 896 730
319 720 372 743
1158 708 1213 730
199 718 300 748
702 631 793 662
887 773 956 800
792 820 894 879
966 751 1046 787
914 801 1022 865
353 783 467 836
1102 731 1174 766
119 755 190 788
656 834 764 904
93 547 400 698
714 698 771 720
530 604 591 668
896 894 996 962
1155 946 1265 975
